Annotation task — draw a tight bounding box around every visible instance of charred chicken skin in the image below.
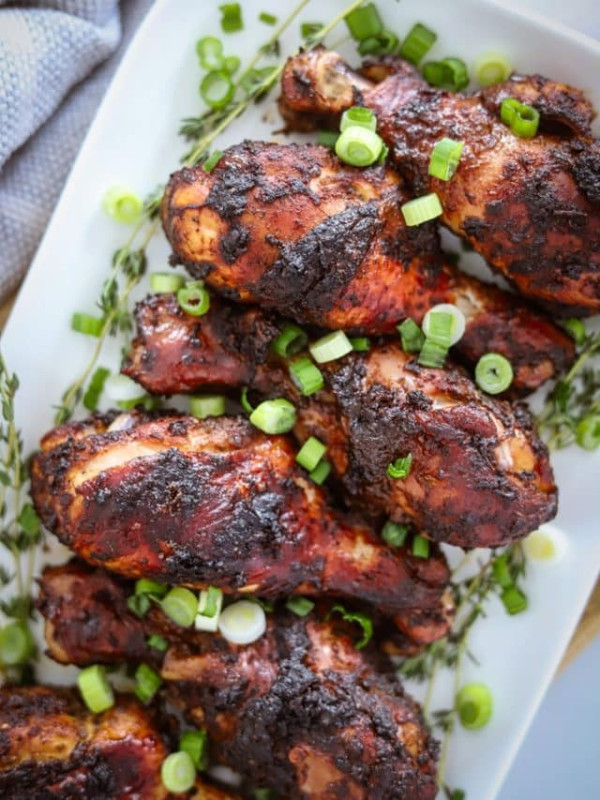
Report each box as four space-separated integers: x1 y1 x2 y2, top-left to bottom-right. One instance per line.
123 294 557 548
161 140 573 392
0 686 234 800
30 412 451 641
279 49 600 314
39 563 440 800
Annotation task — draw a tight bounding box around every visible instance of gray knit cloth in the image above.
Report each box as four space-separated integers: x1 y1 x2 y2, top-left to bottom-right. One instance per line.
0 0 154 301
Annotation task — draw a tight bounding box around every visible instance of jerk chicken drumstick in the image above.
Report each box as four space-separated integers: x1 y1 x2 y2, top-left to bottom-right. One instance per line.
39 563 440 800
30 412 452 646
0 686 236 800
123 294 558 549
161 141 574 393
279 50 600 314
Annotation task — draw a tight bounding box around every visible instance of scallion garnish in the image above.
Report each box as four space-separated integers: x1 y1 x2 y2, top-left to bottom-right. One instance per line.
161 751 196 794
147 634 169 652
309 458 331 485
286 596 315 617
149 272 185 294
240 387 254 413
71 312 104 338
259 12 277 25
301 21 323 39
575 413 600 451
161 587 199 628
350 336 371 352
135 578 168 599
224 55 241 75
195 586 224 632
455 683 493 730
296 437 326 472
562 318 586 346
475 352 514 394
218 600 267 645
423 57 469 91
0 621 34 666
102 185 143 224
195 36 225 71
317 130 339 148
387 454 413 480
381 520 409 548
345 2 383 40
335 126 385 167
327 604 373 649
340 106 377 132
501 585 528 615
401 193 443 226
428 137 464 181
412 534 430 559
127 593 151 619
500 97 540 138
424 304 466 346
77 665 114 714
249 398 296 434
418 338 449 369
83 366 110 412
272 322 308 358
202 150 223 172
180 729 209 772
189 394 226 420
289 357 324 395
177 281 210 316
134 663 163 704
474 51 512 86
358 29 399 56
397 318 425 353
399 23 437 65
309 330 354 364
219 2 243 33
200 70 235 109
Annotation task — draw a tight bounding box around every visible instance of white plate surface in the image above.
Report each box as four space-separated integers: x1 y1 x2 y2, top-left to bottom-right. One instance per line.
2 1 599 798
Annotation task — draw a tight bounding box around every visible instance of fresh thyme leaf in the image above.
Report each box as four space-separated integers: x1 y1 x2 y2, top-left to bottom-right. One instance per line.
433 708 456 734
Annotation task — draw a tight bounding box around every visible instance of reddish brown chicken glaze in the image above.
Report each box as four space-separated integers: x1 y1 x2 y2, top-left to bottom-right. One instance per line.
123 295 558 548
0 686 235 800
279 49 600 314
30 412 451 639
38 563 440 800
161 140 574 392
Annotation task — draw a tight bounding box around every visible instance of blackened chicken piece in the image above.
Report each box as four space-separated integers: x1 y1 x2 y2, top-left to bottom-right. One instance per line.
0 686 236 799
162 140 574 392
39 563 440 800
279 49 600 315
30 413 451 640
123 295 557 548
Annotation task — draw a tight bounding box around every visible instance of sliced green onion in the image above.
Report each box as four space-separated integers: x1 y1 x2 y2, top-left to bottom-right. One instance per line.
335 126 384 167
201 70 235 110
455 683 493 730
134 663 163 704
177 281 210 316
309 330 353 364
272 323 308 358
195 587 224 632
500 97 540 138
289 357 324 395
102 185 143 224
190 394 226 420
219 3 243 33
259 12 277 25
161 751 196 794
253 790 275 800
127 593 151 618
501 585 528 615
474 51 512 86
327 604 373 650
240 387 254 413
387 454 413 480
0 622 34 666
475 353 513 394
161 587 198 628
345 2 383 40
147 634 169 652
381 520 409 548
378 144 389 164
296 437 326 472
83 366 110 412
78 665 114 714
423 304 466 346
575 414 600 451
401 193 443 226
117 395 161 412
150 272 185 294
412 534 430 559
562 318 586 346
428 138 464 181
398 318 425 353
286 596 315 617
418 338 449 369
399 23 437 65
423 57 469 91
218 600 267 645
491 554 513 589
340 106 377 133
180 729 209 772
317 130 339 148
350 336 371 352
301 22 323 39
195 36 224 71
250 398 296 434
523 528 568 563
309 459 331 485
71 312 104 338
135 578 168 599
105 373 141 403
223 55 241 75
358 30 399 56
202 150 223 173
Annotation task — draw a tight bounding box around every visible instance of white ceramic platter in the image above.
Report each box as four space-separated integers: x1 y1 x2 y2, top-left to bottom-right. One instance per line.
2 1 599 797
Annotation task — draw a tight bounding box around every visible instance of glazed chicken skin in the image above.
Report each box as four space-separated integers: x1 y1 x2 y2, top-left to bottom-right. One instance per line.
0 686 235 800
30 412 452 641
123 294 558 548
162 140 574 392
279 49 600 314
39 563 440 800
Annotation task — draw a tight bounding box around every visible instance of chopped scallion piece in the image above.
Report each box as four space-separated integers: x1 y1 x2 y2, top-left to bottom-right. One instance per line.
147 634 169 652
340 106 377 133
161 751 196 794
423 57 469 91
397 318 425 353
358 29 399 56
224 55 241 75
575 413 600 451
259 11 277 25
240 387 254 413
418 338 449 369
399 23 437 65
0 622 34 666
350 336 371 352
83 366 110 412
134 663 163 704
135 578 168 599
272 322 308 358
195 36 224 71
202 150 223 172
200 70 235 109
104 373 141 403
189 394 226 420
117 395 160 412
475 353 513 394
335 125 385 167
289 357 324 395
177 281 210 316
286 596 315 617
180 729 209 771
491 554 513 589
102 185 143 224
456 683 493 730
345 2 383 41
195 587 224 633
474 51 512 86
301 21 323 39
78 665 114 714
500 97 539 138
150 272 185 294
401 193 443 226
327 604 373 649
412 534 430 558
562 318 586 346
309 330 353 364
219 3 243 33
428 137 464 181
423 303 466 345
71 312 104 338
161 587 198 628
250 398 296 434
381 520 409 548
387 454 413 480
127 593 151 619
317 130 339 148
501 585 528 615
309 458 331 485
296 436 326 472
218 600 267 645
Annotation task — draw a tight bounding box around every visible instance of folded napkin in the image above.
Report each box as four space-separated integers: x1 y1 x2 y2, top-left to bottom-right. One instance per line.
0 0 153 302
